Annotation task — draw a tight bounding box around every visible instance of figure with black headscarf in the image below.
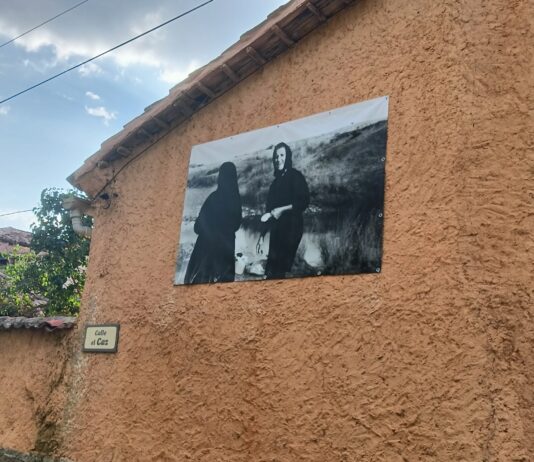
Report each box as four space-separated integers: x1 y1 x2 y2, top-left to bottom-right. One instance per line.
185 162 242 284
256 142 310 279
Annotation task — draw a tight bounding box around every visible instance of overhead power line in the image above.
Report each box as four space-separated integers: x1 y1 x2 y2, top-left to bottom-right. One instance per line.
0 209 33 218
0 0 90 49
0 0 215 105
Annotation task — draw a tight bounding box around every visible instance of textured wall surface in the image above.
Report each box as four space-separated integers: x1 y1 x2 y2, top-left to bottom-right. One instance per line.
0 330 71 455
1 0 532 460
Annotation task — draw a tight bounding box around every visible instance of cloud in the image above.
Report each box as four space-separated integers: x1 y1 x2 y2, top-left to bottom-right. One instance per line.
0 4 188 72
78 62 103 77
85 91 101 100
85 105 117 125
22 58 58 74
159 60 200 85
0 0 288 87
58 92 75 102
22 59 44 74
0 105 10 116
0 210 36 231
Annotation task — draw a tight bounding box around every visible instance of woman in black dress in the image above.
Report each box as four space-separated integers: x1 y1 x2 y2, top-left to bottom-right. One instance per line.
185 162 242 284
257 142 310 279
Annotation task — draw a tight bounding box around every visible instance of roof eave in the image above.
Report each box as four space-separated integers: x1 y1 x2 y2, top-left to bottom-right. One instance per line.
68 0 357 198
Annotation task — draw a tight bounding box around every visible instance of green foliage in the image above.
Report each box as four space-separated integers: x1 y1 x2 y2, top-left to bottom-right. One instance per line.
0 188 92 317
0 251 41 316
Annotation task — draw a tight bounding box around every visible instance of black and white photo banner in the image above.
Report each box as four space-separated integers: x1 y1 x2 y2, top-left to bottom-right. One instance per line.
175 96 389 284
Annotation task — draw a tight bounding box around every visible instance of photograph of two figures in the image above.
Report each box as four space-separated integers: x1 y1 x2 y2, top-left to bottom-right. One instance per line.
175 96 389 285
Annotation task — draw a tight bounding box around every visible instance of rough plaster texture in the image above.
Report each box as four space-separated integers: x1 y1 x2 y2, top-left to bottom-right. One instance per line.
1 0 532 460
0 330 70 454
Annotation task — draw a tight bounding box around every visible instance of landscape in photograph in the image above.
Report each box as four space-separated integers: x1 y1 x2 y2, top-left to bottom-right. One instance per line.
175 113 388 284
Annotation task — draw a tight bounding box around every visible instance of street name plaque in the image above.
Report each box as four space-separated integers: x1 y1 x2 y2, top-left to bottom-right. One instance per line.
83 324 120 353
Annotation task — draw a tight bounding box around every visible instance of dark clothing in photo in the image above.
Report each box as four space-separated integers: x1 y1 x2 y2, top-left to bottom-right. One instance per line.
265 168 309 279
185 163 241 284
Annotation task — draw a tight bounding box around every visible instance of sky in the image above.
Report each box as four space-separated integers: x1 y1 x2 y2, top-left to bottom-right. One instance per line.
0 0 288 231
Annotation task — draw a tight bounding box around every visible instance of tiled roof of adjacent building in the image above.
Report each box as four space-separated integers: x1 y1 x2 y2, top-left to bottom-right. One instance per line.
0 316 76 331
0 227 32 247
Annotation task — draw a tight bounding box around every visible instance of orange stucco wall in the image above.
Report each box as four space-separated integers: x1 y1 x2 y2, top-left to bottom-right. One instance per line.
0 329 71 454
1 0 532 460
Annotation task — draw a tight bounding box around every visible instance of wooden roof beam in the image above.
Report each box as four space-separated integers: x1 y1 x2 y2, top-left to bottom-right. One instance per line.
152 117 169 130
173 103 193 118
220 64 240 83
178 91 196 107
138 128 155 143
271 24 294 46
117 146 132 157
246 46 267 66
306 3 327 22
196 81 217 99
172 92 194 117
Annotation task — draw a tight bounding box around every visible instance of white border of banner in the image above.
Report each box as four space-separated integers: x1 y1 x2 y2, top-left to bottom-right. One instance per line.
189 95 389 164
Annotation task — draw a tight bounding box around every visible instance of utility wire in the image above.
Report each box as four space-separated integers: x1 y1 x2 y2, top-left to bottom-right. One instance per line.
0 0 214 105
0 209 33 218
0 0 90 49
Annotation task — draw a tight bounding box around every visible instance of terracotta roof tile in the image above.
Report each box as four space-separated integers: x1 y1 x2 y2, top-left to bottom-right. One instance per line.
0 227 32 247
0 316 76 331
